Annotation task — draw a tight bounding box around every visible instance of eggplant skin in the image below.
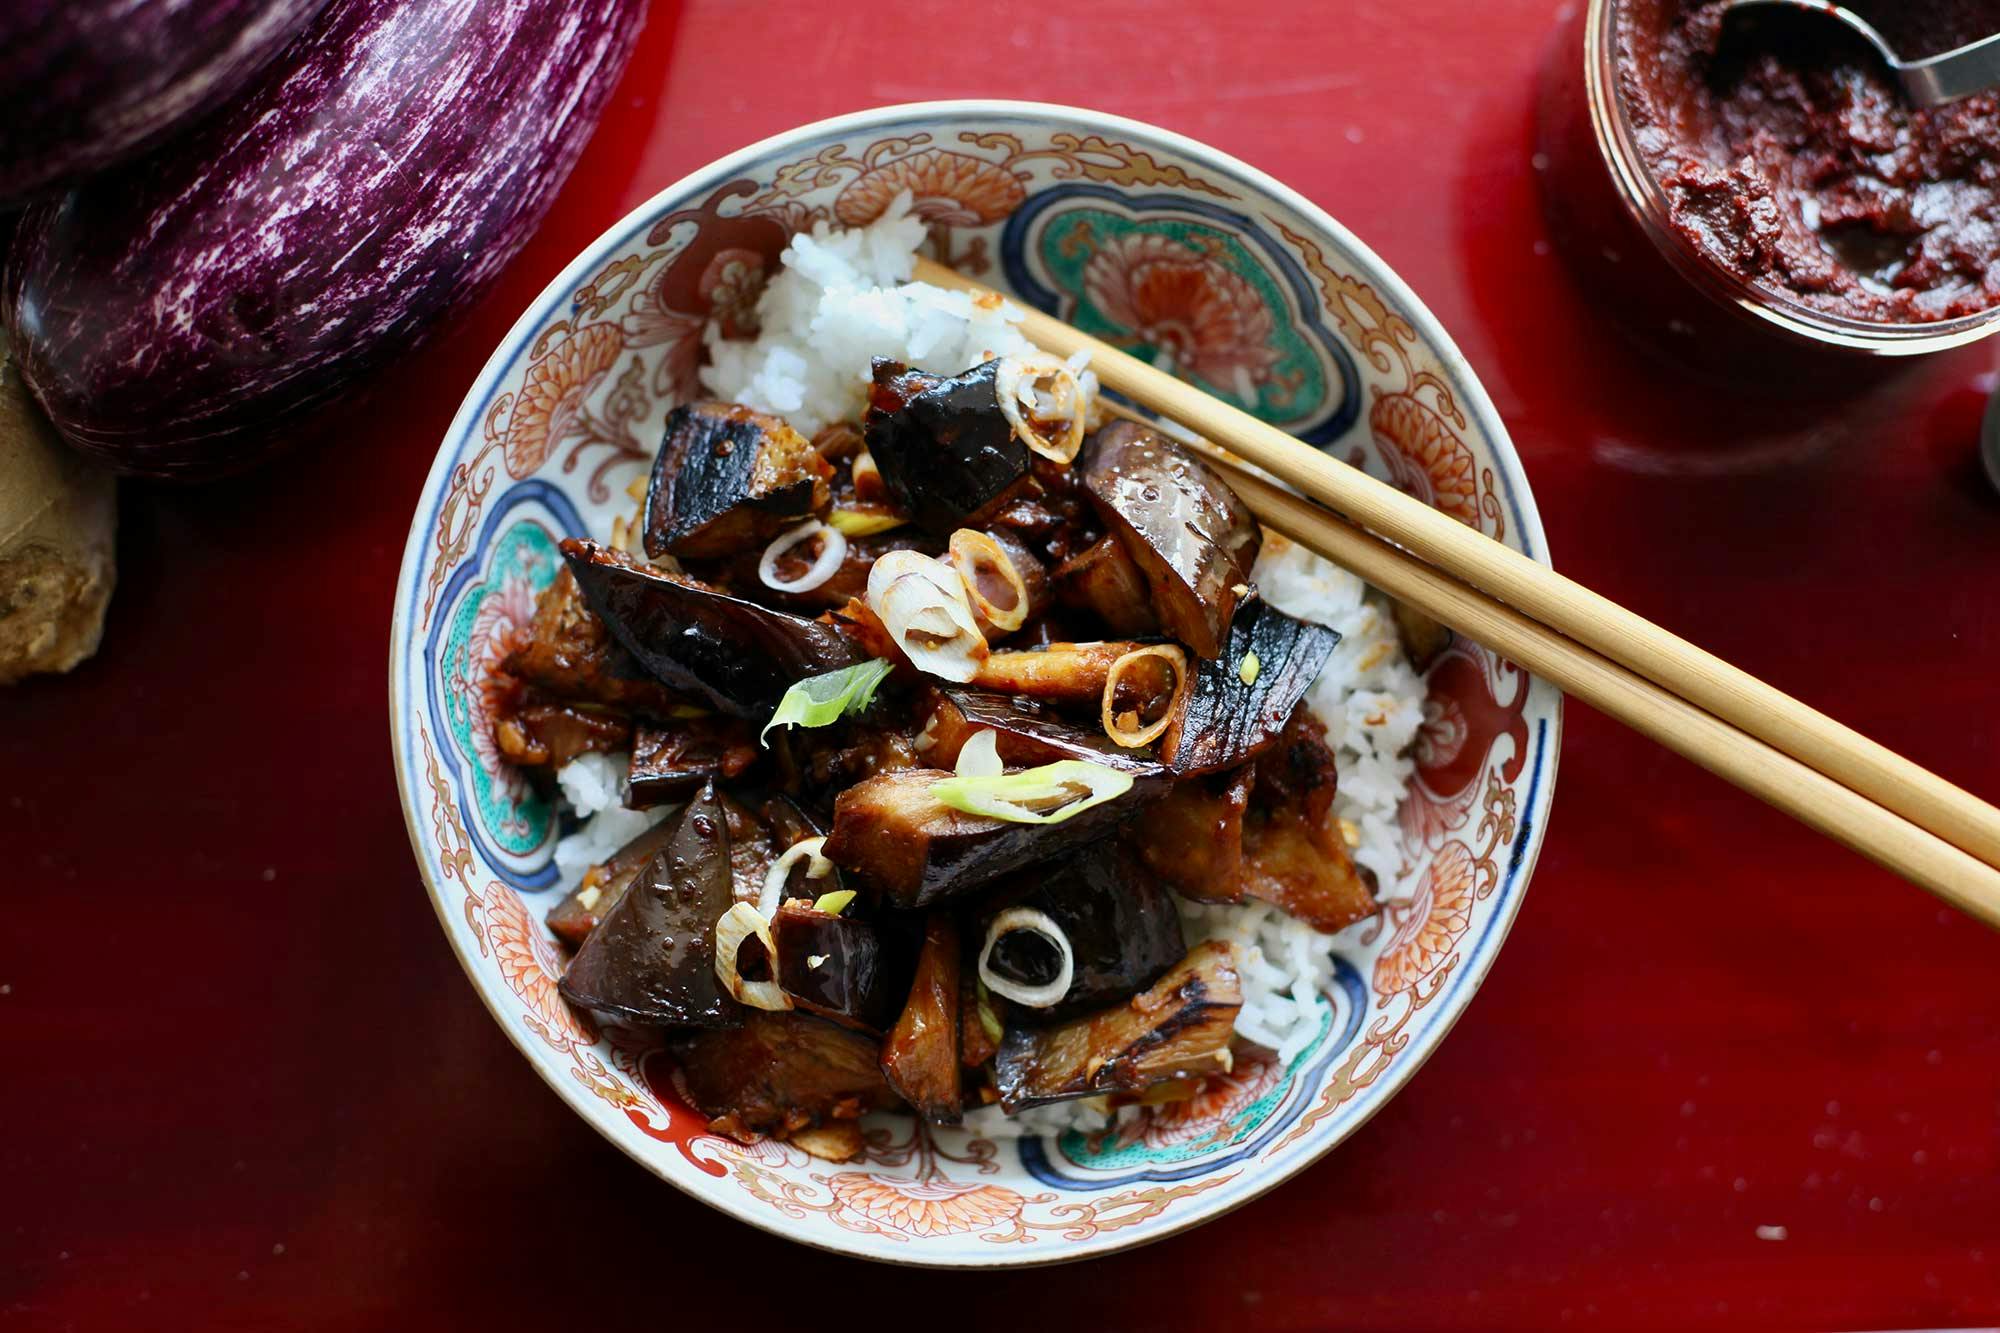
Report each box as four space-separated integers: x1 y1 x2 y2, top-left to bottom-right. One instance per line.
992 940 1244 1112
675 1010 901 1141
1052 534 1160 637
925 686 1168 778
557 782 742 1029
864 359 1032 536
625 717 760 807
977 844 1186 1023
562 539 867 717
1080 423 1260 659
501 567 685 717
880 913 963 1123
823 767 1158 909
644 402 832 559
546 817 681 948
772 902 898 1032
1161 595 1341 775
0 0 325 205
3 0 644 477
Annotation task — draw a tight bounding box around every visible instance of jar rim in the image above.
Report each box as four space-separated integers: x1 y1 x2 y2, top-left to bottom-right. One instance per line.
1581 0 2000 355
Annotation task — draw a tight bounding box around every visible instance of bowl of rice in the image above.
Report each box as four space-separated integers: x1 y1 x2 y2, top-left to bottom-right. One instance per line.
390 101 1560 1266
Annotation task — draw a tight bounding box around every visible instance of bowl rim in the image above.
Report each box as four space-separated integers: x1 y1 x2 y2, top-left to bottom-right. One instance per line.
388 98 1562 1267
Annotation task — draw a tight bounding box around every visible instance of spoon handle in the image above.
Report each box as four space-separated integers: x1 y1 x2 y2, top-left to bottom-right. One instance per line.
1905 31 2000 107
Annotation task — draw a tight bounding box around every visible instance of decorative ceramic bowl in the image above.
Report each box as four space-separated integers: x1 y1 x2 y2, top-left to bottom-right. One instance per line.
389 101 1561 1266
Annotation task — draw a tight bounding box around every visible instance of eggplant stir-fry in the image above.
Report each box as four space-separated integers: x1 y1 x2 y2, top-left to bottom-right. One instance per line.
488 355 1396 1157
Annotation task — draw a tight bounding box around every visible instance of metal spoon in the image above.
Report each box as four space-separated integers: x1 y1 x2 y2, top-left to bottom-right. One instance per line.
1724 0 2000 107
1982 375 2000 495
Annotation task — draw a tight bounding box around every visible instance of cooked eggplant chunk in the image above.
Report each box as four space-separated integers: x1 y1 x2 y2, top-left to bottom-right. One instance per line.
1135 714 1378 933
977 844 1186 1022
562 539 867 717
625 716 760 807
693 530 931 611
1391 598 1453 671
1160 595 1340 775
557 782 742 1028
675 1010 901 1141
546 818 682 948
773 900 898 1031
643 401 833 559
501 567 685 715
960 971 1002 1068
1080 423 1260 659
824 767 1154 908
968 640 1143 706
1052 533 1160 636
492 699 632 768
922 687 1169 778
864 358 1032 535
880 913 962 1122
992 940 1243 1111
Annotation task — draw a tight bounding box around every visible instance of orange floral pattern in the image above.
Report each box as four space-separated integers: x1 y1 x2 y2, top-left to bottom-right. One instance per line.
827 1174 1028 1237
503 324 624 478
1373 842 1477 996
1084 233 1279 400
835 148 1027 227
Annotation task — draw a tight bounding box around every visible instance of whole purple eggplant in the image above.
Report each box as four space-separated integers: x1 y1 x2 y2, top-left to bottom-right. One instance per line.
3 0 644 479
0 0 326 206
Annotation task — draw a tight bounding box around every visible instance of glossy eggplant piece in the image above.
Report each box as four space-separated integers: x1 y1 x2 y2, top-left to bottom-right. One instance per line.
691 529 931 612
1134 715 1378 933
546 817 681 948
557 782 741 1028
1391 598 1453 671
674 1010 901 1140
492 699 631 768
1160 595 1340 775
977 844 1186 1022
501 567 685 715
717 791 781 908
625 716 760 807
963 527 1051 640
823 767 1155 909
922 687 1168 779
879 913 962 1123
644 401 832 559
772 901 897 1032
992 941 1244 1111
1238 715 1377 932
863 358 1032 536
967 640 1142 707
960 970 1001 1069
1080 422 1260 659
1052 534 1160 637
561 539 866 717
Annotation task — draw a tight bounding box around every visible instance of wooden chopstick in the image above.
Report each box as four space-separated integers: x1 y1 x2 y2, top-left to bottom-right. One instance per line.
1135 415 2000 925
914 257 2000 876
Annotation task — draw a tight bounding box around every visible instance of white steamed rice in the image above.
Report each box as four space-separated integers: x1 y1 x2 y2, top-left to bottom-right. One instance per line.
545 195 1427 1137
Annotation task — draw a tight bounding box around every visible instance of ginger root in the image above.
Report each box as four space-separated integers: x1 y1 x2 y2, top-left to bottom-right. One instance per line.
0 335 115 684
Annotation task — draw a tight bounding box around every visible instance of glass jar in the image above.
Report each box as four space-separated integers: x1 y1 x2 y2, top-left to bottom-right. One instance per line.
1534 0 2000 385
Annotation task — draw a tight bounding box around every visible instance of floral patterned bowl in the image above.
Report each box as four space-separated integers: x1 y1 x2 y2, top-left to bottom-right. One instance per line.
389 101 1561 1266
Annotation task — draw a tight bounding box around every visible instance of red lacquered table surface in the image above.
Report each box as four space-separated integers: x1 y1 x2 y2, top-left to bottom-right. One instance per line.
6 2 1999 1328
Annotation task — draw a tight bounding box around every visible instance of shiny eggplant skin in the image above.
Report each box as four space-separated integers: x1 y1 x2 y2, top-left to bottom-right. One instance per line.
1080 423 1260 659
643 402 832 559
1052 534 1160 637
823 767 1157 909
546 817 680 948
492 699 631 768
4 0 644 477
561 539 866 717
992 940 1243 1111
674 1010 901 1140
879 913 962 1122
0 0 325 205
772 901 897 1032
501 567 685 716
923 687 1169 779
1160 595 1341 775
625 716 760 807
556 782 741 1028
863 358 1031 536
977 843 1186 1023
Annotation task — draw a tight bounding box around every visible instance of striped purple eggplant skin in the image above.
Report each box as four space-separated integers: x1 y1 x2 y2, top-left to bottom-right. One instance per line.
0 0 327 206
2 0 646 480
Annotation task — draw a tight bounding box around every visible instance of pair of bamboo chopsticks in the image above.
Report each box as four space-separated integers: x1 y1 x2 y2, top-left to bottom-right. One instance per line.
912 257 2000 927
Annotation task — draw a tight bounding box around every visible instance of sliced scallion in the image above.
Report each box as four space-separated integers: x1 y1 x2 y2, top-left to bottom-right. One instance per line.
760 659 894 746
933 760 1132 825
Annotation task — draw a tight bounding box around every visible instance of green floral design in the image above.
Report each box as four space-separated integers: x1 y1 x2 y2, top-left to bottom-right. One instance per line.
443 520 561 857
1038 209 1325 420
1054 1001 1333 1169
